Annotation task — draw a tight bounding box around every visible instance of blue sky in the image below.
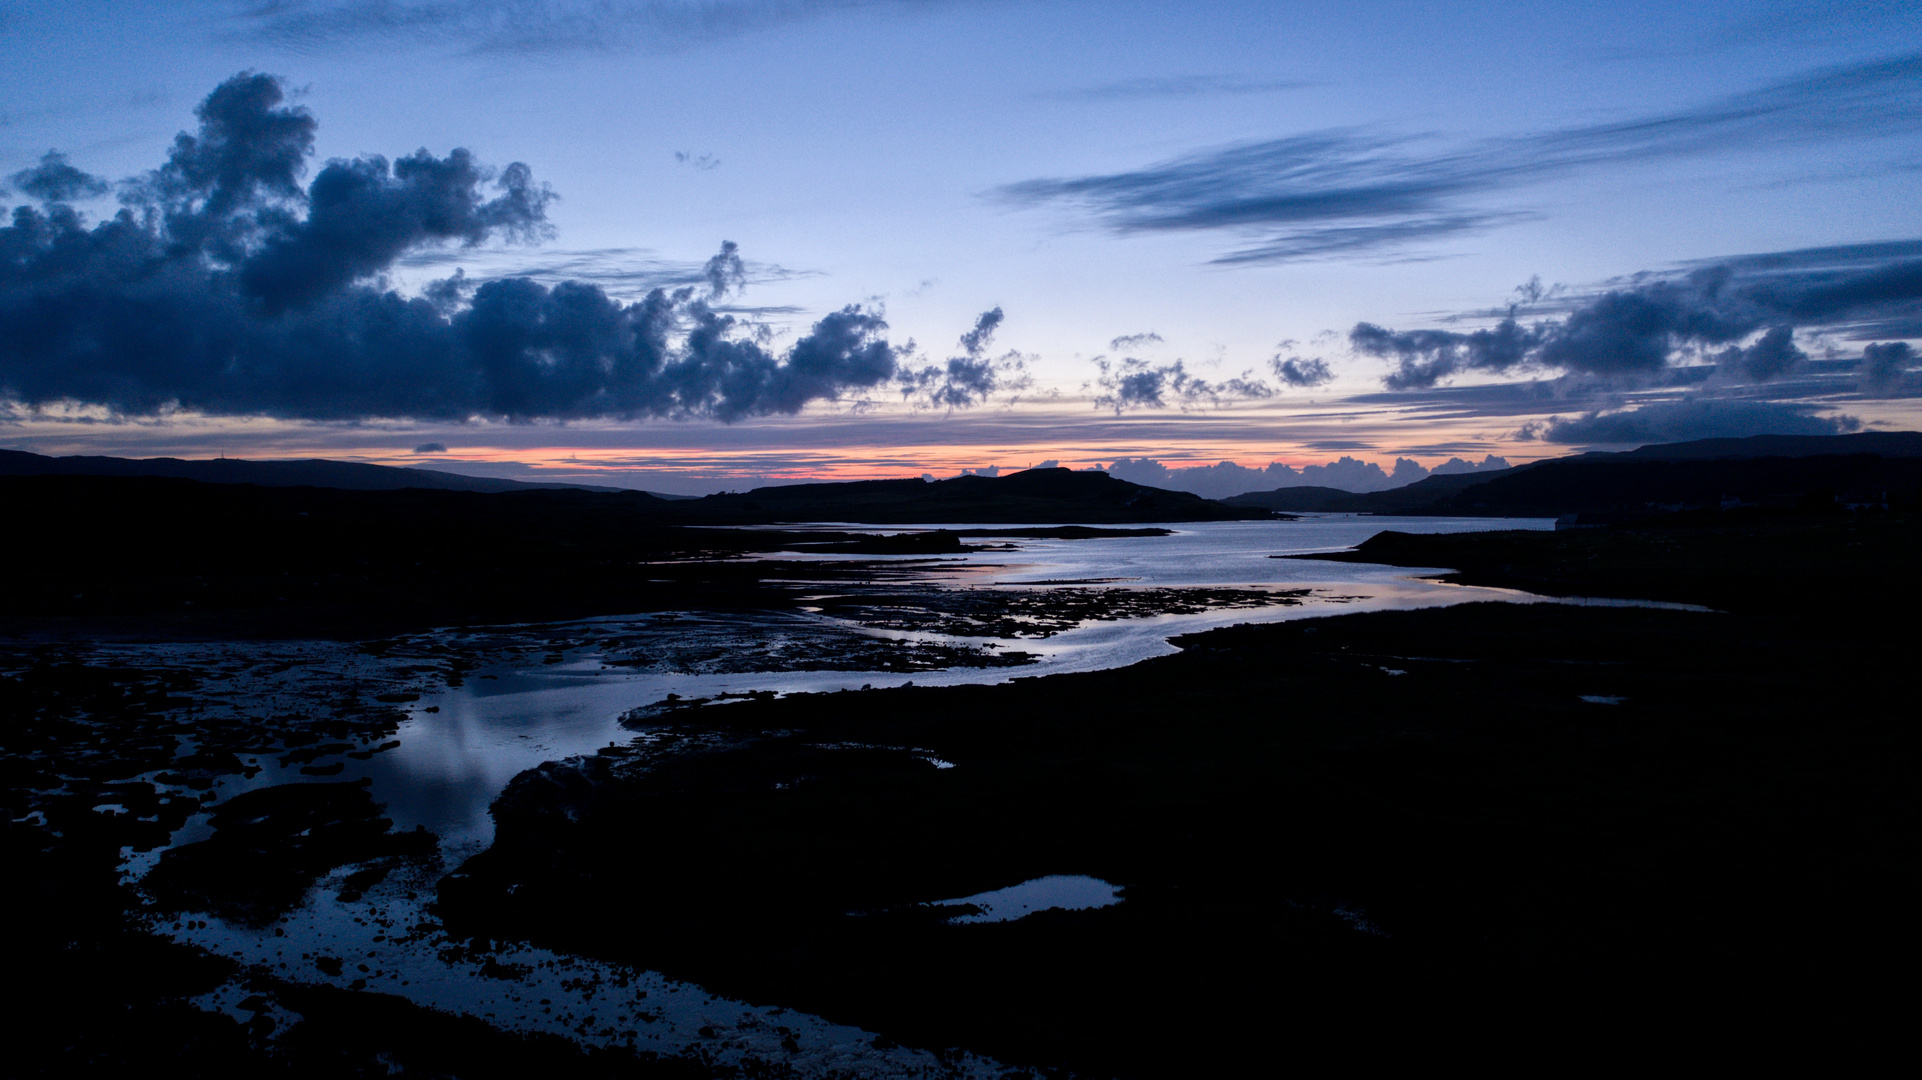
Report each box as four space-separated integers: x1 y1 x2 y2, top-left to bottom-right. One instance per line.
3 1 1919 493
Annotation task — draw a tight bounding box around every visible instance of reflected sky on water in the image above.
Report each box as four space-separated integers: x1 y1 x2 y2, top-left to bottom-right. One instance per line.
374 516 1553 845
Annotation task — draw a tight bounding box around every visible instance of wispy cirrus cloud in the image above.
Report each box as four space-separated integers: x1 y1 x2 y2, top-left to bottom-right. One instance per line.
395 244 819 304
996 53 1922 263
224 0 964 57
1038 75 1312 102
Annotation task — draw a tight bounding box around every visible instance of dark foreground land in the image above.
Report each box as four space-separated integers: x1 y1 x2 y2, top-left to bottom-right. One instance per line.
6 509 1915 1074
435 512 1916 1073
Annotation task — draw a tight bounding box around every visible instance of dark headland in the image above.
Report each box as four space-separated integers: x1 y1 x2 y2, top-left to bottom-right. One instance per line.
3 439 1915 1074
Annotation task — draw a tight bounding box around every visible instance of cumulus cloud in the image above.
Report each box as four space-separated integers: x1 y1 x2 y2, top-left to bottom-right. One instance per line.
1713 325 1806 382
1859 340 1914 394
997 54 1922 263
896 306 1031 410
1091 358 1272 413
1270 355 1333 388
0 73 933 424
1516 399 1861 445
8 151 110 203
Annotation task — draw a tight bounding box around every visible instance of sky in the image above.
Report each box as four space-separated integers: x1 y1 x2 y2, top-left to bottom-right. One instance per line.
2 0 1919 495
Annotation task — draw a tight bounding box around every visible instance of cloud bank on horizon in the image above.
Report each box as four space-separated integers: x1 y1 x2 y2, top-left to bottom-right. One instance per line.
0 74 1011 424
1106 452 1511 500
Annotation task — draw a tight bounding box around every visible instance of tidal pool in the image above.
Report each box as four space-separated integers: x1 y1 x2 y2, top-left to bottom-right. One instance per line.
937 875 1124 924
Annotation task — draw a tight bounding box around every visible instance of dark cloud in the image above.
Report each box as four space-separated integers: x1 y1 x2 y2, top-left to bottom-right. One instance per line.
0 73 922 423
675 151 721 171
703 240 745 299
413 441 447 453
1270 355 1333 388
1516 398 1861 445
1109 331 1162 351
1860 340 1914 395
996 54 1922 263
1090 358 1272 413
1713 324 1805 382
8 151 109 203
1041 75 1312 102
229 0 956 57
238 148 554 313
1354 241 1922 390
1352 317 1539 389
957 306 1003 355
896 307 1029 410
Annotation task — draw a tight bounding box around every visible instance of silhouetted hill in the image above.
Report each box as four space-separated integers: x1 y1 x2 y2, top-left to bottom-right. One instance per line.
1609 431 1922 461
0 449 625 494
1227 432 1922 517
662 468 1265 524
1421 452 1922 517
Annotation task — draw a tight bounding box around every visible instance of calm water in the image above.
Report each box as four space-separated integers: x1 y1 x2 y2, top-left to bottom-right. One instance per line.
372 515 1553 846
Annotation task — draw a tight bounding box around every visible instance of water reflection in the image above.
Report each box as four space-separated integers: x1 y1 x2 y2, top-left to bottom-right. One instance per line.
373 516 1555 845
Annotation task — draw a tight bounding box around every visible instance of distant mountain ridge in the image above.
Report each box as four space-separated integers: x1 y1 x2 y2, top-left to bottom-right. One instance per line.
0 449 630 494
1 452 1262 524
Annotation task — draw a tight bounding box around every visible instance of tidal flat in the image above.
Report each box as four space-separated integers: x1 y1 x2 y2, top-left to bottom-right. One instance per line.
5 509 1910 1074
